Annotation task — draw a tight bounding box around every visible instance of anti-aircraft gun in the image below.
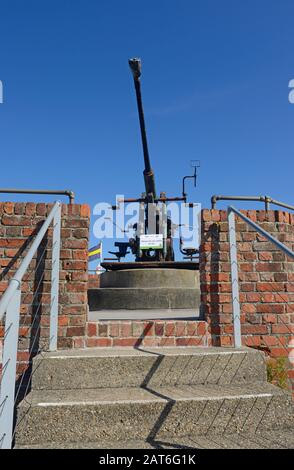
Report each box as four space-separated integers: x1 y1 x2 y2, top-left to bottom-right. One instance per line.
107 58 199 264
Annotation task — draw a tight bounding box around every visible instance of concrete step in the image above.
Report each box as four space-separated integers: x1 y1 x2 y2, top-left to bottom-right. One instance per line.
15 382 294 446
31 347 267 390
88 288 200 310
100 269 199 288
15 428 294 449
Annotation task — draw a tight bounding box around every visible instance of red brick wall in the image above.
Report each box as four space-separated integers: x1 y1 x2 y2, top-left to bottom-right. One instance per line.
0 202 90 374
88 273 100 288
85 320 210 348
200 209 294 359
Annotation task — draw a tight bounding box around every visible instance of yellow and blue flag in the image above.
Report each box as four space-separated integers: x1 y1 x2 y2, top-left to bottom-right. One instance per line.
88 242 102 262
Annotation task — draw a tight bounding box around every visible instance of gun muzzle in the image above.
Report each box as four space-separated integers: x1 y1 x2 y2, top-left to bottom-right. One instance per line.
129 58 141 79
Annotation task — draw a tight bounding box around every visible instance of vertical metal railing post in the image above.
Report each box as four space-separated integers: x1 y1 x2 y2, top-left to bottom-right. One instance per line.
0 288 21 449
228 209 242 348
49 202 61 351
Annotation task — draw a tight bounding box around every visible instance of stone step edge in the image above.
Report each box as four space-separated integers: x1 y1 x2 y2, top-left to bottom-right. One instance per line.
19 382 286 408
33 346 257 359
15 384 293 446
14 429 294 449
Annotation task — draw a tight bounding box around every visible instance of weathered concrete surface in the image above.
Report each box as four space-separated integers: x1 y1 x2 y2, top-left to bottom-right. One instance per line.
88 287 200 310
15 382 294 446
14 345 294 448
15 428 294 449
100 269 199 288
31 347 267 390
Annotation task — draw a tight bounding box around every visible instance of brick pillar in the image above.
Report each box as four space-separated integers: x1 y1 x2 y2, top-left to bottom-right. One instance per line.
200 209 294 354
0 202 90 376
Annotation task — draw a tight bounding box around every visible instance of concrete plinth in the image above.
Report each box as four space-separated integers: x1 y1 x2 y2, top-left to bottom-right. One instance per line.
100 268 199 288
88 268 200 317
88 287 200 310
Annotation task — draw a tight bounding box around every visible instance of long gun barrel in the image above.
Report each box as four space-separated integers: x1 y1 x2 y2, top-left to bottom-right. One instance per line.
129 58 156 200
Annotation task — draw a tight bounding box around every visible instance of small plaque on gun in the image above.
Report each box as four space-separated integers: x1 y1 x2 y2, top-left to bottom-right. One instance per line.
140 234 163 250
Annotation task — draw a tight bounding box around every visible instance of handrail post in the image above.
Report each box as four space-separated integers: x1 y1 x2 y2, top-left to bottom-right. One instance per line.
265 195 271 211
0 288 21 449
49 203 61 351
228 209 242 348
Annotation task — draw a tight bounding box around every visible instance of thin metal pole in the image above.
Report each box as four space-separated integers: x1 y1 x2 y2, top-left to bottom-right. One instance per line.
269 198 294 211
228 210 242 348
211 194 294 212
0 289 21 449
49 204 61 351
0 189 74 204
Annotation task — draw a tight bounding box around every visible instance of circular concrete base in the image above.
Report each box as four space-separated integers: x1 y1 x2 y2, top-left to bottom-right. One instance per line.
100 269 199 288
88 287 200 310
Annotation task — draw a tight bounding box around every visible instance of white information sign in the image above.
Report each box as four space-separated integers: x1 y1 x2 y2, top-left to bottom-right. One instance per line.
140 234 163 250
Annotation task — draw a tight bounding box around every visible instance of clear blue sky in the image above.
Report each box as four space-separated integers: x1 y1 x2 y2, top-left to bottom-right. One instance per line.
0 1 293 261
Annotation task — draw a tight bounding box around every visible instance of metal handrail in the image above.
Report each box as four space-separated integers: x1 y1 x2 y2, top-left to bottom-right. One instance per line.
0 188 75 204
227 205 294 348
211 195 294 212
0 201 61 449
229 206 294 260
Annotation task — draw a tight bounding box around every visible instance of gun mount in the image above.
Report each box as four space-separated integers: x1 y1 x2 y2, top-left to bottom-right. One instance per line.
106 58 199 265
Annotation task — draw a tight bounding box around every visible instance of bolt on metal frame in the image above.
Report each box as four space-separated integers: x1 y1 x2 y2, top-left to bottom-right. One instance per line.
228 205 294 348
0 201 61 449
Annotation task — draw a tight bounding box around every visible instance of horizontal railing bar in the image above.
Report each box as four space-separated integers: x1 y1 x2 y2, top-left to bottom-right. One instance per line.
0 201 61 321
268 198 294 211
228 205 294 259
0 188 74 204
214 195 267 202
211 194 294 211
